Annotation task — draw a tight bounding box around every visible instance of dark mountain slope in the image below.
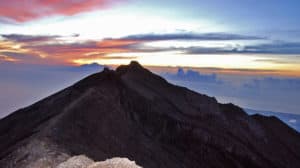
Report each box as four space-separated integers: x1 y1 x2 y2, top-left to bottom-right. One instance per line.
0 61 299 168
245 108 300 132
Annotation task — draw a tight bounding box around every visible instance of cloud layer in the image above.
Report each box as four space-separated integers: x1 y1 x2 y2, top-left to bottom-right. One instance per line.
1 32 300 77
162 68 300 115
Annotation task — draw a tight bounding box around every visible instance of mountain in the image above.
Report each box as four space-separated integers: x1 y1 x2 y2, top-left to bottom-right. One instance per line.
0 61 299 168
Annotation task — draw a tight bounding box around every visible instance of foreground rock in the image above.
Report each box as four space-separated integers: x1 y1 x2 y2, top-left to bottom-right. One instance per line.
57 155 141 168
88 157 141 168
0 61 299 168
57 155 94 168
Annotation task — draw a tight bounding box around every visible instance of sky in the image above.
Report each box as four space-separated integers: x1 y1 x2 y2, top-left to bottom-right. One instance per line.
0 0 300 118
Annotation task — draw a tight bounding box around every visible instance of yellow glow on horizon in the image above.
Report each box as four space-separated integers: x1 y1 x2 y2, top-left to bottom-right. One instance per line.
72 52 300 77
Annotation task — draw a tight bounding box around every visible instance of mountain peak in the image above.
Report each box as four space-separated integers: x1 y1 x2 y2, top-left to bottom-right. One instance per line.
116 61 147 75
129 60 143 68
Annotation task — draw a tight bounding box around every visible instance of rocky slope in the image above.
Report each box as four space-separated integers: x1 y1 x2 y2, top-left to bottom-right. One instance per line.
0 61 299 168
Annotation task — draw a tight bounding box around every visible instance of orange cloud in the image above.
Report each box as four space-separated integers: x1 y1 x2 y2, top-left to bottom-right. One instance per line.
0 0 124 22
27 40 136 63
0 36 141 65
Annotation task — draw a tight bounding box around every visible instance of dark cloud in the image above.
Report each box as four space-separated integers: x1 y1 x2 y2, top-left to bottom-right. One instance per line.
185 42 300 55
119 32 265 41
1 34 61 43
0 33 81 43
184 46 236 55
243 42 300 54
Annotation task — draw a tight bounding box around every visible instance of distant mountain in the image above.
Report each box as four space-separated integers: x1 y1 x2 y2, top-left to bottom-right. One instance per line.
245 108 300 132
0 61 299 168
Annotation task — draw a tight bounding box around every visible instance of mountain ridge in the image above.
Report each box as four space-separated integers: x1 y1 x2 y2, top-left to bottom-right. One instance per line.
0 61 299 168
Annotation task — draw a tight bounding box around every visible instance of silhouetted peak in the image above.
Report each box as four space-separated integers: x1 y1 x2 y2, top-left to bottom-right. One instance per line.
116 61 148 75
129 61 142 68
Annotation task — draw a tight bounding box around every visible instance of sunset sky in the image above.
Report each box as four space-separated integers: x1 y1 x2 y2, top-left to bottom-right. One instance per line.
0 0 300 117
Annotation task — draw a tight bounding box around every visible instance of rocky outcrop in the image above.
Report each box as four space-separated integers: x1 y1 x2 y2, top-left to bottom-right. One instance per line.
56 155 141 168
57 155 94 168
87 158 141 168
0 61 299 168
